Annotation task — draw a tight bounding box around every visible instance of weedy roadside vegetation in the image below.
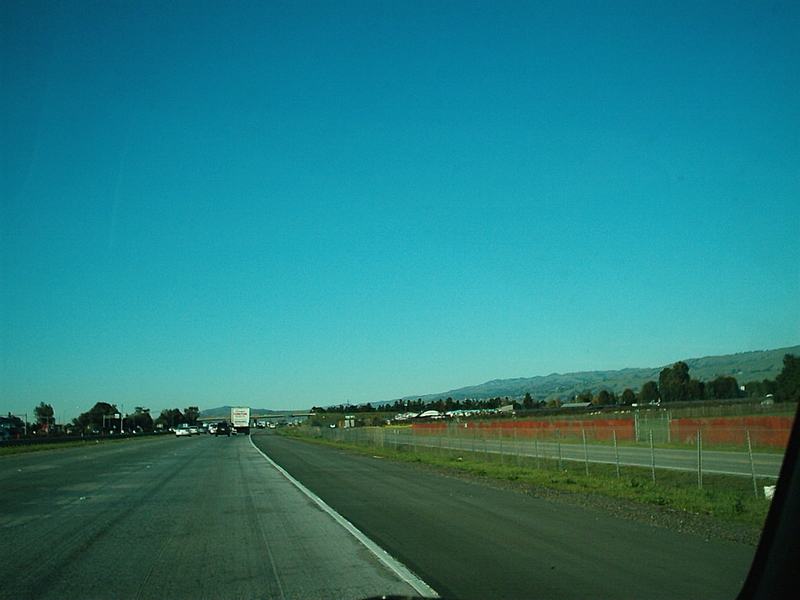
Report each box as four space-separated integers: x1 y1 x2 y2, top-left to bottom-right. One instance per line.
0 435 159 458
277 427 773 529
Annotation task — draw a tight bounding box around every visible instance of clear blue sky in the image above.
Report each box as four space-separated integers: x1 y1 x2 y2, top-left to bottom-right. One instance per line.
2 1 798 422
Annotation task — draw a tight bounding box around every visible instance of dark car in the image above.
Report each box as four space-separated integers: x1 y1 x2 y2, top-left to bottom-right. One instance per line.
215 421 231 437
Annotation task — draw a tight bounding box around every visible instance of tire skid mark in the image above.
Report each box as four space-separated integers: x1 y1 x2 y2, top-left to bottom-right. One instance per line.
240 447 287 599
0 441 206 599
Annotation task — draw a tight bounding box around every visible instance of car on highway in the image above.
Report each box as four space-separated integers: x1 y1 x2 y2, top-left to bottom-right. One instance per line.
214 421 231 437
174 425 191 437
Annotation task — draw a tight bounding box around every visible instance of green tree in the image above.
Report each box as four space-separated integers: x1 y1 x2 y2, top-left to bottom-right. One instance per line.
639 381 660 404
706 376 740 400
522 392 534 410
34 402 55 429
659 361 690 402
596 389 613 406
744 379 778 398
73 402 119 433
183 406 200 425
620 388 636 405
156 408 184 429
688 378 705 400
775 354 800 403
130 407 153 432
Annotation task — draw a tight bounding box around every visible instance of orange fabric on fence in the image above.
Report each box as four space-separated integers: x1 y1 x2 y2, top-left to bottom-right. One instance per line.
670 416 793 448
413 415 792 447
458 418 636 441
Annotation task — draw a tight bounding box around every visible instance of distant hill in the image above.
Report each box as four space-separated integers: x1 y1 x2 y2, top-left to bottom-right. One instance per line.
389 345 800 406
198 346 798 414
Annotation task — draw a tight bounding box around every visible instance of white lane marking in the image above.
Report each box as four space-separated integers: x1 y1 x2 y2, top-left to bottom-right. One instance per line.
249 435 438 598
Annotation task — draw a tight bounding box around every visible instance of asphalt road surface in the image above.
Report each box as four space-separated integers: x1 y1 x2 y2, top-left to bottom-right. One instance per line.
0 434 430 600
251 431 757 600
1 432 759 600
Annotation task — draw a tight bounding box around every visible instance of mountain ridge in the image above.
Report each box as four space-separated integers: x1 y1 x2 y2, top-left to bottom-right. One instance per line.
390 345 800 405
199 346 799 415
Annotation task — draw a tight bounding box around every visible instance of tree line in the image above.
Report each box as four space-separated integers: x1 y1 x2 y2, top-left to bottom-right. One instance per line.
312 396 512 415
313 354 800 415
11 355 799 437
633 353 799 405
9 403 204 436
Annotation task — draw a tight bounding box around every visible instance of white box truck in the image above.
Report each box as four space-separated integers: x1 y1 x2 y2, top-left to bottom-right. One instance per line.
231 407 250 435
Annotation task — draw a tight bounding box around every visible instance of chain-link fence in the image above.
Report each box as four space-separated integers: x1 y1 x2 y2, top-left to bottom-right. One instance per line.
309 417 788 496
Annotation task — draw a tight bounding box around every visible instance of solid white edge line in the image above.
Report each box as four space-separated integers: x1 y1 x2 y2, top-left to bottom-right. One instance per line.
249 435 439 598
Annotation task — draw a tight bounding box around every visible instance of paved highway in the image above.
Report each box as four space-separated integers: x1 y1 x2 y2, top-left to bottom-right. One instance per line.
252 431 757 600
0 434 430 600
0 432 760 599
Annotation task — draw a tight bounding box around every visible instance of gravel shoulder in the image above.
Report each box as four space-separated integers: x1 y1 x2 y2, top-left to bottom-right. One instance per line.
395 455 764 546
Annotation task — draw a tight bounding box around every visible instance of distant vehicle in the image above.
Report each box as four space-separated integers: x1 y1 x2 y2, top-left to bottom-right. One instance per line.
188 425 200 435
215 421 231 437
416 410 443 419
207 424 217 435
174 425 191 437
230 407 250 434
0 415 25 437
